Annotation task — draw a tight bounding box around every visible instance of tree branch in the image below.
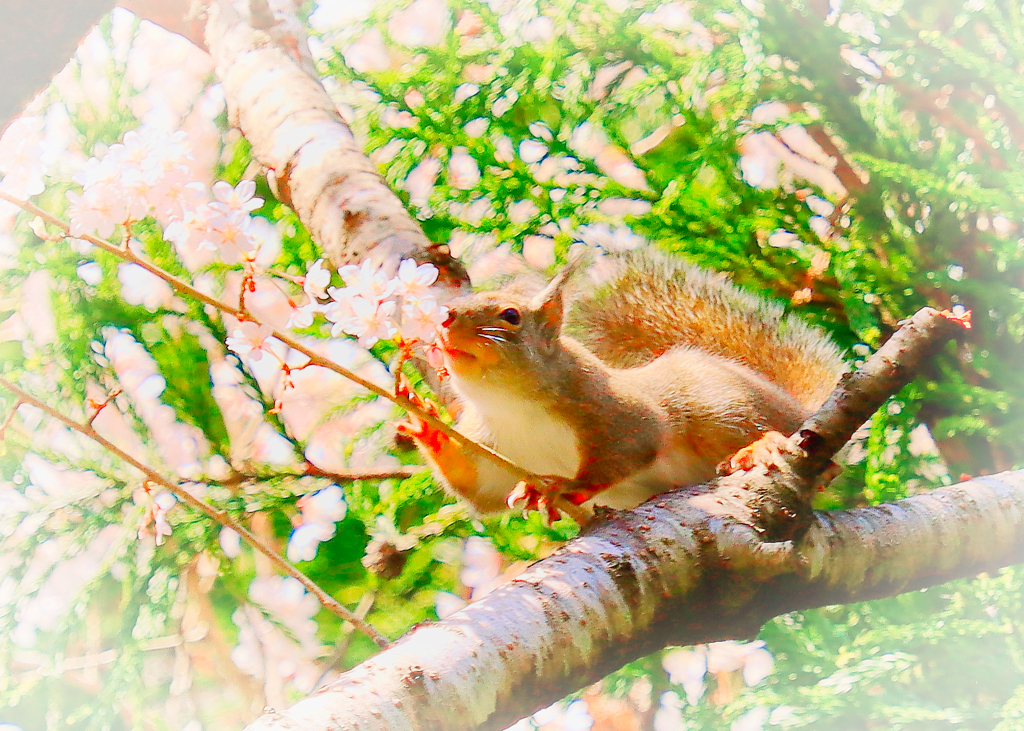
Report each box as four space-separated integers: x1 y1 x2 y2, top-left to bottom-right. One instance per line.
238 307 979 731
202 0 468 290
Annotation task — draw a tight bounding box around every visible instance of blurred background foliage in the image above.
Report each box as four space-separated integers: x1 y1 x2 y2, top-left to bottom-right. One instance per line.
1 0 1024 729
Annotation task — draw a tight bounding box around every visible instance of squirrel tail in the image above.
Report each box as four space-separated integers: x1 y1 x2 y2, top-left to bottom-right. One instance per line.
565 250 847 411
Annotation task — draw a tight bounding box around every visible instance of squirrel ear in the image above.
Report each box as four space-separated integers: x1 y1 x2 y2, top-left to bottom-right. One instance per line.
530 251 589 338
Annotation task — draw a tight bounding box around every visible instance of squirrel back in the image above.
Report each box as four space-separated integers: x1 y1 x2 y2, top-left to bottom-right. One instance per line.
565 250 846 411
412 247 848 515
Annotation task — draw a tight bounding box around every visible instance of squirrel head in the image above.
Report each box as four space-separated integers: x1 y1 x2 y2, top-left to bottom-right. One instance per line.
439 261 579 386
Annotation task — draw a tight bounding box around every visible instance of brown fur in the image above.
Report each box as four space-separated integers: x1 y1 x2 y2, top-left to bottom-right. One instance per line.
566 250 847 410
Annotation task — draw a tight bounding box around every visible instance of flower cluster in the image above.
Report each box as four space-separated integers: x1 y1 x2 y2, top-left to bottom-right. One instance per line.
286 485 347 563
293 257 449 349
65 127 269 269
68 128 198 237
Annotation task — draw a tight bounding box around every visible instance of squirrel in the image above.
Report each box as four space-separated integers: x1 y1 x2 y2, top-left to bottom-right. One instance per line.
400 249 847 521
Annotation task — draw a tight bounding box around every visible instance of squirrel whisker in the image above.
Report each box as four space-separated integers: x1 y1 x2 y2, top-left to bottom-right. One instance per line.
478 333 507 344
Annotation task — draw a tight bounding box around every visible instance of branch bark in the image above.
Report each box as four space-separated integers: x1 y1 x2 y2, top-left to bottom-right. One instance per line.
203 0 468 289
241 466 1024 731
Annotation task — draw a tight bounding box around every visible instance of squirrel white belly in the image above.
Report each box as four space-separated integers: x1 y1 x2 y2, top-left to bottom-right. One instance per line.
406 249 846 516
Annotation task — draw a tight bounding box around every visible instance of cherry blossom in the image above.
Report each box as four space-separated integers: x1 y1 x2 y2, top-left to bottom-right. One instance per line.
661 641 775 707
298 484 347 524
211 179 264 214
0 115 46 197
494 136 515 162
287 301 320 330
152 491 176 545
343 28 391 73
323 286 358 330
738 121 845 197
163 203 217 261
509 200 540 223
464 117 489 137
287 522 336 562
303 258 331 300
248 575 321 647
219 527 242 558
401 298 449 342
63 126 206 243
519 139 548 163
149 172 205 222
453 83 480 104
523 234 556 269
388 0 451 47
448 147 481 190
460 536 503 599
404 156 442 209
66 188 129 238
207 208 257 259
595 146 650 190
338 259 397 302
11 527 119 647
576 222 647 252
435 591 467 619
103 329 206 476
393 259 439 301
226 321 276 362
117 262 175 312
338 296 398 347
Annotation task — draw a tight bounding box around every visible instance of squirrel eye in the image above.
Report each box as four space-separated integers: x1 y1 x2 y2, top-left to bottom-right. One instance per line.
498 308 521 326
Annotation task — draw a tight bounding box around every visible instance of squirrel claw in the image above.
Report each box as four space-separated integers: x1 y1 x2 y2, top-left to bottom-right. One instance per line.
397 378 437 414
507 476 567 525
718 431 802 476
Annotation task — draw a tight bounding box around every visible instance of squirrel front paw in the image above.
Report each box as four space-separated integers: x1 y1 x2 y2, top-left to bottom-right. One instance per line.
717 431 803 476
395 379 448 454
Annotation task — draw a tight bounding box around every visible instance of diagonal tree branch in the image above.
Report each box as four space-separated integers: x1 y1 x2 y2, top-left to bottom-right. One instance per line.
203 0 468 290
0 376 390 648
238 308 981 731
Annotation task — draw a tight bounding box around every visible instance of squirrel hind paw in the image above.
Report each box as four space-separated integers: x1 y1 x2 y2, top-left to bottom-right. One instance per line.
717 431 803 476
507 476 569 525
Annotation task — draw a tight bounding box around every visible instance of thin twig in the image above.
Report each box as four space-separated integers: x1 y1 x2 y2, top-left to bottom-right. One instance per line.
794 307 969 481
86 388 122 427
0 376 390 648
301 463 425 482
313 591 376 690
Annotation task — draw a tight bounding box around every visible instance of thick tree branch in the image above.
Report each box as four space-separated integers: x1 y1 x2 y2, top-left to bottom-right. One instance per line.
242 468 1024 731
203 0 468 289
240 308 981 731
